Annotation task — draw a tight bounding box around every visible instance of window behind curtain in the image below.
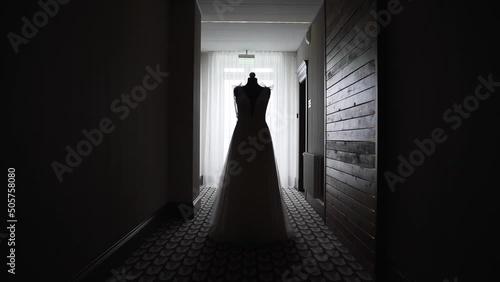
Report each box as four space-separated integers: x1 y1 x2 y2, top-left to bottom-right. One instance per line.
200 52 298 189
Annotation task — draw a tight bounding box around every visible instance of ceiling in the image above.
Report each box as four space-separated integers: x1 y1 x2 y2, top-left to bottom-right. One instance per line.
197 0 323 52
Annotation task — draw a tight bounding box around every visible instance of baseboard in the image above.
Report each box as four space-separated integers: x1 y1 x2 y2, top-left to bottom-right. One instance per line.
72 200 195 282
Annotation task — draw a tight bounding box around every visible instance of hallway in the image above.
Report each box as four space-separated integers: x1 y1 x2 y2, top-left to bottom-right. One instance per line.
106 187 372 282
5 0 500 280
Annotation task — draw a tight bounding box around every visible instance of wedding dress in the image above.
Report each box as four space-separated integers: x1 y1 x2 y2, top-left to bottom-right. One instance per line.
208 74 294 244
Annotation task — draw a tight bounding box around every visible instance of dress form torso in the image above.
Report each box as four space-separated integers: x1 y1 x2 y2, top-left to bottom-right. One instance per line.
234 73 270 117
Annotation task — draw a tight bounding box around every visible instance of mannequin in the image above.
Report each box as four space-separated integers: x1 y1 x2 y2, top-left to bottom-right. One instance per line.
209 71 293 244
234 72 269 116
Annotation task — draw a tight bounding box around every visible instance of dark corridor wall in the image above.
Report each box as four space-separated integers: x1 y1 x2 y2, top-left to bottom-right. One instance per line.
3 1 199 281
296 3 326 216
377 0 500 281
297 4 326 161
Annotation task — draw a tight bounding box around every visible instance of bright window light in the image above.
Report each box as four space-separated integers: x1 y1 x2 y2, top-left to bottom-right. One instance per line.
224 68 245 73
253 68 273 73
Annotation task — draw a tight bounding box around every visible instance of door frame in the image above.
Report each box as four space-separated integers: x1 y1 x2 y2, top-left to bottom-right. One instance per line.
297 60 308 192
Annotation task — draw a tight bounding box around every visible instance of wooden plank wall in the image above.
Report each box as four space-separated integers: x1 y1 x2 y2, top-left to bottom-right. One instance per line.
324 0 377 272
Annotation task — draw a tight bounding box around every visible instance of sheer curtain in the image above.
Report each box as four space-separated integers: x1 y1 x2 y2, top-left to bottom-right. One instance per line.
200 51 298 189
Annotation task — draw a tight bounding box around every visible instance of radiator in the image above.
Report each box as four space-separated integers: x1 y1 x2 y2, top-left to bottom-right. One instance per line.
303 152 321 198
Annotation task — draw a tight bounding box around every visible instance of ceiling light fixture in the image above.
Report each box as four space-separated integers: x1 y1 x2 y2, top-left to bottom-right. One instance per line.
238 50 255 59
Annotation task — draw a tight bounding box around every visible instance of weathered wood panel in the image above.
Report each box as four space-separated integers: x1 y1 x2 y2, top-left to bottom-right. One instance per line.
324 0 377 273
327 100 376 123
327 73 376 103
326 140 375 154
326 177 376 209
326 0 376 63
326 193 376 241
327 149 375 168
326 158 376 182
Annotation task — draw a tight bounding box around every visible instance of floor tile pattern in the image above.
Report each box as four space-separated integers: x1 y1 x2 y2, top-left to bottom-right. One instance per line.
106 187 373 282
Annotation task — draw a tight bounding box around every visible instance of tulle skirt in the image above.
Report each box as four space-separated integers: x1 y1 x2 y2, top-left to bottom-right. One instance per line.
208 118 294 244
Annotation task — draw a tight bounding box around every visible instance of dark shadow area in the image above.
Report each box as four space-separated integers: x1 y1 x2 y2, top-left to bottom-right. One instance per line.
3 0 199 281
377 0 500 281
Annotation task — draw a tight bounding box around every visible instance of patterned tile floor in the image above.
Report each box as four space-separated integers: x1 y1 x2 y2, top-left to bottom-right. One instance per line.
106 187 373 282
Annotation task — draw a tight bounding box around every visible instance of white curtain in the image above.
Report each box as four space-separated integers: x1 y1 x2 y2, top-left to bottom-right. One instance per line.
200 51 298 189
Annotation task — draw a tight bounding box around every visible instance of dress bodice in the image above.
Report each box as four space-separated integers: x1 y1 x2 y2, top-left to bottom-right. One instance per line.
234 86 271 121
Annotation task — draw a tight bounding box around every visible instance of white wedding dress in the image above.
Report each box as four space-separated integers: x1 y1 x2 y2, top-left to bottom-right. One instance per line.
208 85 294 244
